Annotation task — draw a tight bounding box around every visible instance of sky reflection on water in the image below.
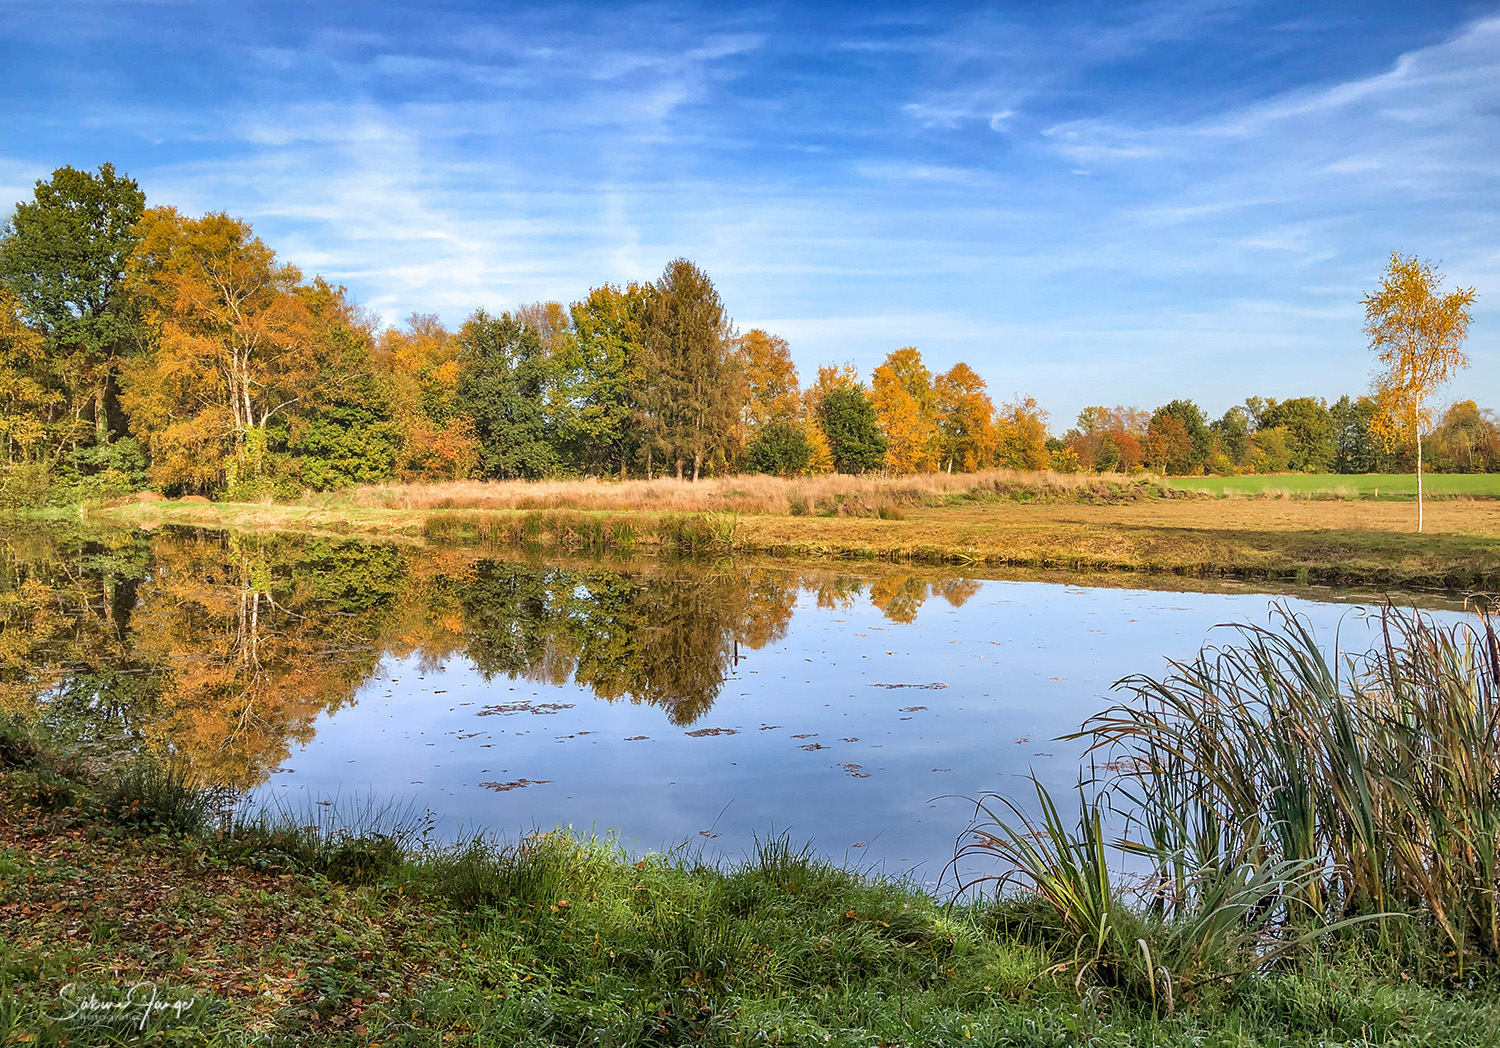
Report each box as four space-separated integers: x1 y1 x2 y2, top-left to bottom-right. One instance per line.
256 575 1467 889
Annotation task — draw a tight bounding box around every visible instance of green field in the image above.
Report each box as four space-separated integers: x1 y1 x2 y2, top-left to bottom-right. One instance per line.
1170 472 1500 498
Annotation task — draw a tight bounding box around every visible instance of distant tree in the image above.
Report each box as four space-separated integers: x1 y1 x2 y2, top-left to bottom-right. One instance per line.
1259 397 1334 472
514 301 572 357
1330 394 1378 474
556 283 649 477
1429 401 1500 473
640 259 742 480
994 396 1050 471
0 163 145 448
1250 427 1292 474
1150 399 1211 473
279 280 400 490
819 385 886 474
456 311 557 480
933 362 995 472
872 347 939 474
1145 414 1192 474
377 314 479 482
747 421 813 477
737 329 801 433
1209 406 1251 472
1364 252 1477 531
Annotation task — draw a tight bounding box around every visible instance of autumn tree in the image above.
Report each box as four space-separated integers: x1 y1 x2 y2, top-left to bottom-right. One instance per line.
872 347 939 474
1365 252 1477 531
375 314 476 481
933 362 995 472
738 329 802 432
1144 414 1190 473
122 208 321 496
639 259 742 480
0 287 64 500
1429 401 1500 473
0 163 145 450
993 396 1050 471
1149 400 1211 474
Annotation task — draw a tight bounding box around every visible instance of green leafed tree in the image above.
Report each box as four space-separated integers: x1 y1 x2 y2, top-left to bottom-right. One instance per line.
456 310 557 480
639 259 743 480
818 385 886 474
1258 396 1335 472
747 421 813 477
555 282 650 477
0 164 145 450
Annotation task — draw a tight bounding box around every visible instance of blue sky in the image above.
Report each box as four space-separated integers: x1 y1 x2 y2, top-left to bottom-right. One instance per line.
3 1 1497 427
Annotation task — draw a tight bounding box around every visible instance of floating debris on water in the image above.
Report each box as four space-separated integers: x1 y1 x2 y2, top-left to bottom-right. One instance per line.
869 682 947 690
684 727 739 737
477 701 576 716
479 778 554 792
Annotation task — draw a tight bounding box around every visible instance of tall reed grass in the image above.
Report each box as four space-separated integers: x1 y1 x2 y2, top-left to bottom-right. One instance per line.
1077 603 1500 961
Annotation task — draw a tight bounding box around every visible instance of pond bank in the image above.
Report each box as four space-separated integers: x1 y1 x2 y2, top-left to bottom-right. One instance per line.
84 494 1500 591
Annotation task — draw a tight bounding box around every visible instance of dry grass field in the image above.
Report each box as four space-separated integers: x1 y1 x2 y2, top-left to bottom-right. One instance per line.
329 469 1159 515
92 470 1500 590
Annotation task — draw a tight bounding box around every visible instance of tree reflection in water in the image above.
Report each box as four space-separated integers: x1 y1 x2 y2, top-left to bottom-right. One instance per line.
1 526 980 788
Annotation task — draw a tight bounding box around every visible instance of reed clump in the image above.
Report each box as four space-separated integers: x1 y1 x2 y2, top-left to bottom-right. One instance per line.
956 603 1500 1008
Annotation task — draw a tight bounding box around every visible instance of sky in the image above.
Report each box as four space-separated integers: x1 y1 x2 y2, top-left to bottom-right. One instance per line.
2 0 1498 427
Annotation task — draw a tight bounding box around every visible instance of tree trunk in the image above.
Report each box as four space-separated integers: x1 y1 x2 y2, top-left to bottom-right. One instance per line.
692 451 701 482
1417 423 1424 534
95 386 108 446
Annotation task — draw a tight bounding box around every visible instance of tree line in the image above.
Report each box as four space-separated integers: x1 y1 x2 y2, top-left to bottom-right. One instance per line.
1 164 1492 505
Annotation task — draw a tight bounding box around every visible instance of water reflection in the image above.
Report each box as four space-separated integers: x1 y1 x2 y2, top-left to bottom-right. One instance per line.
1 526 988 788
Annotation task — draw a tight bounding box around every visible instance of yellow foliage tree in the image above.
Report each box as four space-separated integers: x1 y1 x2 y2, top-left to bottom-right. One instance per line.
1364 252 1477 532
872 347 939 474
934 362 995 472
737 329 802 432
993 396 1050 471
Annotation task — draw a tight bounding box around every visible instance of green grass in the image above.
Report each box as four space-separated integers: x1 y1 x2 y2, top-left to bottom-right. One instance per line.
1169 472 1500 498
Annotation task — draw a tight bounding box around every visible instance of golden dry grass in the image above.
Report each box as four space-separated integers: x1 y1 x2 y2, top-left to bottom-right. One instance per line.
333 469 1156 515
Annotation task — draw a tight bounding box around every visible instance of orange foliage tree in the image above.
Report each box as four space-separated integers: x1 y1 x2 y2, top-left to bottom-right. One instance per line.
378 314 479 481
121 209 321 494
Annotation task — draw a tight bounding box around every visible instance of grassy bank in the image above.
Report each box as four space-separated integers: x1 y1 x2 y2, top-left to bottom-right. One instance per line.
6 720 1500 1046
84 470 1500 590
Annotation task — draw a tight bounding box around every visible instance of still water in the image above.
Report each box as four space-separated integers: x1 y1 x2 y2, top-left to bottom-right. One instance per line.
2 525 1477 888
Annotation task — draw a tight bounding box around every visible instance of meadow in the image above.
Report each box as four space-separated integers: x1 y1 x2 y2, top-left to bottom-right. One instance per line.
1170 472 1500 498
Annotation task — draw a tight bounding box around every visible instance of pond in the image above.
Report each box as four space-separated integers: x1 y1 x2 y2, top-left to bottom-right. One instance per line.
1 524 1480 889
